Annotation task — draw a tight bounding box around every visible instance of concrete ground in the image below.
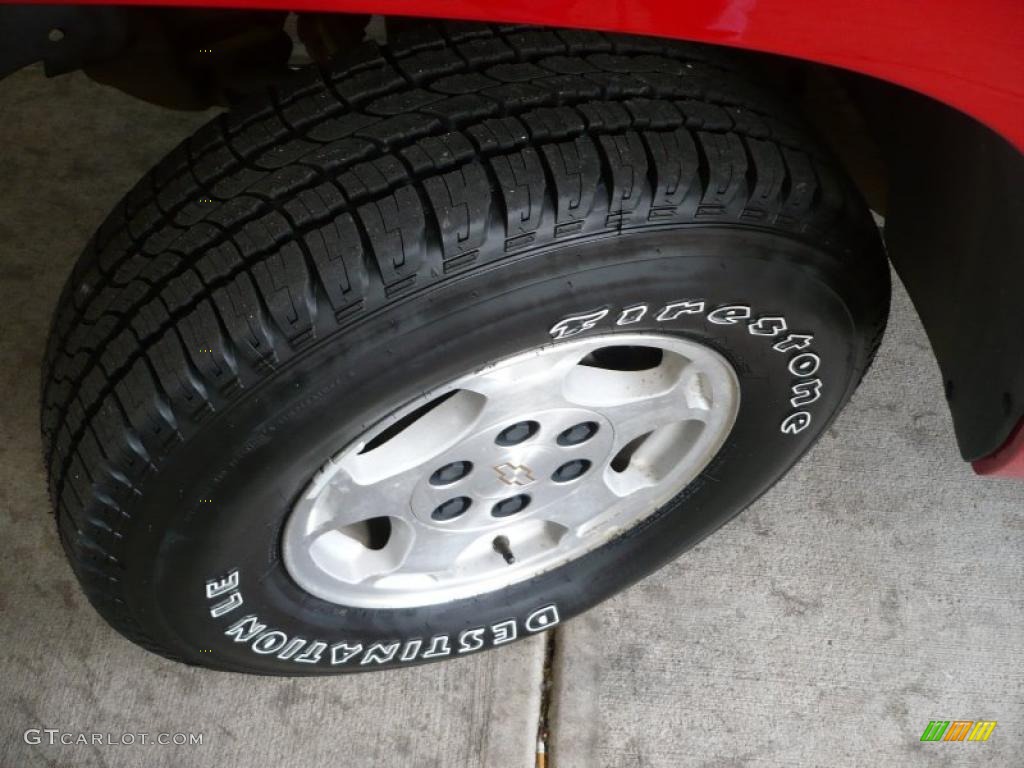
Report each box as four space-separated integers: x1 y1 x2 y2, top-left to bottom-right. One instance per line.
1 64 1021 768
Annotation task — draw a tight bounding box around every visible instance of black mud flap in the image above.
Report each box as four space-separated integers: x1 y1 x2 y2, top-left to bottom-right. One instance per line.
878 87 1024 461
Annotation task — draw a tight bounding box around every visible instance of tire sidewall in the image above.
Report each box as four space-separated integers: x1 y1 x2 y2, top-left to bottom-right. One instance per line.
124 227 872 674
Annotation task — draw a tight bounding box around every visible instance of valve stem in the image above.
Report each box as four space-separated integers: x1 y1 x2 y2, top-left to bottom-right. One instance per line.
492 535 515 565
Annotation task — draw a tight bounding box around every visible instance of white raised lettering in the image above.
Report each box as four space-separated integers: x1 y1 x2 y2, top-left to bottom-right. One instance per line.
251 631 288 655
616 305 648 325
781 412 812 435
773 333 813 353
329 642 363 665
790 379 823 407
361 642 400 665
205 569 239 599
295 641 327 664
458 628 486 654
209 591 243 618
707 305 751 325
525 605 561 632
788 353 821 377
549 309 609 340
656 300 705 321
224 615 265 643
491 620 518 645
421 635 452 658
748 316 787 336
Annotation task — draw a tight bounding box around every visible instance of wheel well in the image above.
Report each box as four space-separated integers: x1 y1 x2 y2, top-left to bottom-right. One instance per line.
3 7 1021 463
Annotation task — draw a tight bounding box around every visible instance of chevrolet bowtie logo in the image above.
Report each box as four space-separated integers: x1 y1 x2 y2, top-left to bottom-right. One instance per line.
493 463 536 486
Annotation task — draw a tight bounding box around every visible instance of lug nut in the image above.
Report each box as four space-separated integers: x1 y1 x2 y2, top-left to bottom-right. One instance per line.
552 459 591 483
557 421 599 446
431 496 472 521
429 460 473 486
495 420 539 446
492 494 531 518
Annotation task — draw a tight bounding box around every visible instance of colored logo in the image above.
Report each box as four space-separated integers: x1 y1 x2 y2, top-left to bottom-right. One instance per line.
920 721 997 742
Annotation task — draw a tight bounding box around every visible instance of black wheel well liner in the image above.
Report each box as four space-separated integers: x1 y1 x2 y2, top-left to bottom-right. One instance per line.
854 79 1024 461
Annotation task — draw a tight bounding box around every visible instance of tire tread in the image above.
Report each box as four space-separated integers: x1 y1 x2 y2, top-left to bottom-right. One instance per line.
41 21 884 659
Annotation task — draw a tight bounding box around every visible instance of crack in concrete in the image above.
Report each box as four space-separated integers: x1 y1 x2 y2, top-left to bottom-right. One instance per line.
535 627 558 767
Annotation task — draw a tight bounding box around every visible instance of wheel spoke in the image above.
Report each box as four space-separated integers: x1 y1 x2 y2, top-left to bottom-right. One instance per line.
535 470 624 536
573 360 713 450
308 483 391 532
291 460 418 536
337 388 486 486
395 527 480 576
459 343 587 423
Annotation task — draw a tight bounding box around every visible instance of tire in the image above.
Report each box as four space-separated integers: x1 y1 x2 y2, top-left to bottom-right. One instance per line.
42 21 889 674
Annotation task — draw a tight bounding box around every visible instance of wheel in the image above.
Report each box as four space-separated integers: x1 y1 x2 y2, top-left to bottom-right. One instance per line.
42 21 889 674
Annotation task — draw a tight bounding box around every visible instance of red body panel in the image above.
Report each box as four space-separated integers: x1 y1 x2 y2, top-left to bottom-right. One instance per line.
974 423 1024 479
37 0 1024 150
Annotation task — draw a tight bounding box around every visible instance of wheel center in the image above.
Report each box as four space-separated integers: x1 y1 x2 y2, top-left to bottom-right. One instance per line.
410 408 615 531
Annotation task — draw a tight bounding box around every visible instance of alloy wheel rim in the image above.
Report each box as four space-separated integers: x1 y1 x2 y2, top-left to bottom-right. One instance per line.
282 333 741 609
